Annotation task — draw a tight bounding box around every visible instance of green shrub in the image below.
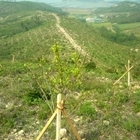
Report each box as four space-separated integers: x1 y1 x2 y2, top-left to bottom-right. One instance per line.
23 87 51 105
37 103 51 120
122 118 140 132
133 100 140 113
77 102 96 118
116 93 129 104
85 61 96 71
99 26 140 46
97 101 106 109
132 91 140 113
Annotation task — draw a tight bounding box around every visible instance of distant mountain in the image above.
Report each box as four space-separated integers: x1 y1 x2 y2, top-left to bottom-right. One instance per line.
0 1 64 17
105 0 140 2
76 0 103 2
96 1 140 13
62 0 104 2
75 0 140 3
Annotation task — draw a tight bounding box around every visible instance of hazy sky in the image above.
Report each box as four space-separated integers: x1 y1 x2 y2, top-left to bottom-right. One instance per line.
15 0 138 2
16 0 135 3
16 0 61 2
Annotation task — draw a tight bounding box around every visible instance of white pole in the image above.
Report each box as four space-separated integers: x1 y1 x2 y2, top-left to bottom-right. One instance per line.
128 60 131 87
56 94 61 140
12 55 15 63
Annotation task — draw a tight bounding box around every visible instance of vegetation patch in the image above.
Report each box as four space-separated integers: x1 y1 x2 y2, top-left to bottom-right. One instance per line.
77 102 96 118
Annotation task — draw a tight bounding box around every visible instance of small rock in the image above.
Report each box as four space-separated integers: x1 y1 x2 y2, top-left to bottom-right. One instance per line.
15 132 18 136
62 138 68 140
18 130 24 135
60 128 67 138
73 92 80 99
74 116 82 123
11 129 17 135
136 112 140 117
94 99 97 102
13 129 17 133
103 120 110 126
78 130 84 138
5 102 13 108
36 121 40 124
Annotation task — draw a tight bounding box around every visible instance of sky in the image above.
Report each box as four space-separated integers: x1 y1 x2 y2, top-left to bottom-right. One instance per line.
16 0 61 2
15 0 139 2
16 0 61 1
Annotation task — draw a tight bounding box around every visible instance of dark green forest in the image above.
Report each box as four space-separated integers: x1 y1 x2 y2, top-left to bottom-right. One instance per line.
99 26 140 46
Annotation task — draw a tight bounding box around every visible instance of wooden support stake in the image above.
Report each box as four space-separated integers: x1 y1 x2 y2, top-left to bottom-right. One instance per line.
36 109 57 140
62 110 82 140
56 94 62 140
12 55 15 63
113 65 133 85
128 60 131 87
36 93 82 140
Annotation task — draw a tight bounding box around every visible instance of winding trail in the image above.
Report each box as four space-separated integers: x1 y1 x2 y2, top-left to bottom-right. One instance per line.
52 14 89 57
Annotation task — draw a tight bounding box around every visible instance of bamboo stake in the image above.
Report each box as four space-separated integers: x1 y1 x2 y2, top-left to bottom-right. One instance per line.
128 60 131 87
36 94 82 140
36 109 57 140
62 110 82 140
113 65 133 85
56 94 62 140
12 55 15 63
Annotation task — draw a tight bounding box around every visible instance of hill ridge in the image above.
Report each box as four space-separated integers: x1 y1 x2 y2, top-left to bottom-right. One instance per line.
52 13 88 57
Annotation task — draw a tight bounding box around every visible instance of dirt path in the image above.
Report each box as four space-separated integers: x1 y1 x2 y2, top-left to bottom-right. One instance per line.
52 13 89 57
52 14 114 69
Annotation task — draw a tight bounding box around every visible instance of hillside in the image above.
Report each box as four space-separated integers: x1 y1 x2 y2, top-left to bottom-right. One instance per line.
95 1 140 24
0 1 64 17
0 1 140 140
